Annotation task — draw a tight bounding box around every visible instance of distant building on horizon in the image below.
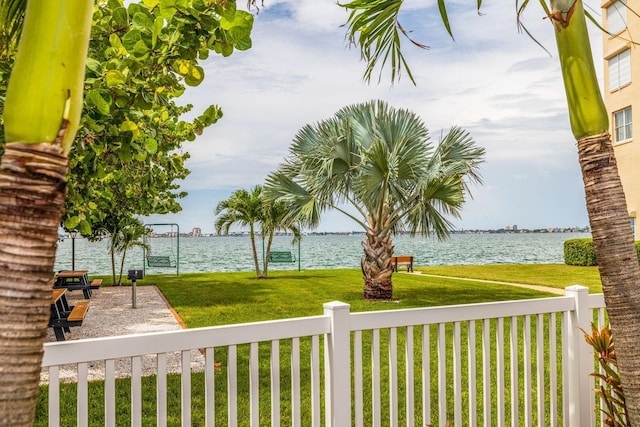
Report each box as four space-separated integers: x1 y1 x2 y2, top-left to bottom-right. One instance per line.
602 0 639 237
505 224 518 231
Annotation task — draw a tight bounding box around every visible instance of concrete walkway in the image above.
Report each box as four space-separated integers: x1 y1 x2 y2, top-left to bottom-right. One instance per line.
42 286 204 383
404 271 565 295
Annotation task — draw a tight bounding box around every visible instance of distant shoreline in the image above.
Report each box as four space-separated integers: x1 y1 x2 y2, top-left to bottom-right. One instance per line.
145 228 591 238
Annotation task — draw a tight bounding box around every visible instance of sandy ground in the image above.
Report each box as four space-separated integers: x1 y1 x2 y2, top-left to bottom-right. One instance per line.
41 286 205 383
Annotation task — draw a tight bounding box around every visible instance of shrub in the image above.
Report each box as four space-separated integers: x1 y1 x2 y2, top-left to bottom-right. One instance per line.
583 323 629 426
564 238 597 266
564 239 640 266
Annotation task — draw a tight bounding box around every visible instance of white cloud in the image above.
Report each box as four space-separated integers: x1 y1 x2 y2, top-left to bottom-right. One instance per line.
159 0 604 233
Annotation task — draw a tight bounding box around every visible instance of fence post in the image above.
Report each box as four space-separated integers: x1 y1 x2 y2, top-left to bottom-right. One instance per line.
323 301 351 427
565 285 593 427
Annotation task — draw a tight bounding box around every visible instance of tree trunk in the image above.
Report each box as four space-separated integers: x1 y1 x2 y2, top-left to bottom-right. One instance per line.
249 224 261 278
110 242 117 286
578 132 640 424
262 231 275 278
0 142 68 426
361 227 394 300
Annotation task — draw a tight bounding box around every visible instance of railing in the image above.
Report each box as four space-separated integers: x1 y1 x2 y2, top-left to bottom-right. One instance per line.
41 285 606 426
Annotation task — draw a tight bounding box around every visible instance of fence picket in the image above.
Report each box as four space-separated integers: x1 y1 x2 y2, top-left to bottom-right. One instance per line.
204 348 215 427
250 342 259 427
405 326 414 427
510 316 519 427
497 317 505 427
291 338 301 427
389 327 398 427
353 330 363 427
131 357 141 427
271 340 280 427
468 320 477 426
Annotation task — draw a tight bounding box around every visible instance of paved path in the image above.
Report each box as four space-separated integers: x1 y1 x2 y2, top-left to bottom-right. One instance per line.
42 286 204 383
404 271 565 295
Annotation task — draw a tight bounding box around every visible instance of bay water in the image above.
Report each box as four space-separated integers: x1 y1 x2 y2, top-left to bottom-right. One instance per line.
54 232 591 276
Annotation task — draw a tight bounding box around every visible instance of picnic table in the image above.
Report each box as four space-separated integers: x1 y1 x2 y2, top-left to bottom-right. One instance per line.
54 270 102 298
49 288 90 341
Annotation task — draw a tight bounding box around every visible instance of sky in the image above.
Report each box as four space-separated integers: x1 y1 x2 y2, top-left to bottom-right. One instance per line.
146 0 605 234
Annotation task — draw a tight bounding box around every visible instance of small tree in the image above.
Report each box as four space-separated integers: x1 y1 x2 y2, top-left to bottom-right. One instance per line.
215 186 264 277
215 186 301 278
264 100 484 299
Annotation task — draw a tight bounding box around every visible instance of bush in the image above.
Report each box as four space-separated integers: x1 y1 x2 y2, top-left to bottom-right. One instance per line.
564 238 597 266
584 323 629 426
564 238 640 266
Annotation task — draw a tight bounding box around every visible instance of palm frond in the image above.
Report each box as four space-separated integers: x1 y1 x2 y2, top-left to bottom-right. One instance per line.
0 0 25 56
341 0 424 84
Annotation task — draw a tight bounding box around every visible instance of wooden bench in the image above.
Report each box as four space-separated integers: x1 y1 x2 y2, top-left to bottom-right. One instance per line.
90 278 102 289
269 251 295 263
391 255 414 272
49 290 90 341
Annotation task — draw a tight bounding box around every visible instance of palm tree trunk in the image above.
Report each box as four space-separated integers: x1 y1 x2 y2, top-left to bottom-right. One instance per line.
262 231 275 278
361 227 394 300
551 0 640 422
0 142 68 425
578 132 640 424
0 2 92 423
249 224 261 277
110 242 117 286
118 248 128 286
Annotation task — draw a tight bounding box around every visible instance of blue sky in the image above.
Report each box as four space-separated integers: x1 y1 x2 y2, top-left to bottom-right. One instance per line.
146 0 604 234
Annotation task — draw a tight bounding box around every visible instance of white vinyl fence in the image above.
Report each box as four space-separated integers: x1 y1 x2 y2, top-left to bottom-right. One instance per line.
41 285 607 426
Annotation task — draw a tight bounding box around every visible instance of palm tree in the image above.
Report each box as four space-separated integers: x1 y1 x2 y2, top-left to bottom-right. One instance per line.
108 218 150 286
264 100 485 300
339 0 640 422
215 186 302 278
261 199 301 278
215 186 265 277
0 0 93 424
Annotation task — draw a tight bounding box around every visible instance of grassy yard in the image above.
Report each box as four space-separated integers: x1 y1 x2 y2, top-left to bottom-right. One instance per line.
147 267 576 328
417 263 602 293
38 264 600 426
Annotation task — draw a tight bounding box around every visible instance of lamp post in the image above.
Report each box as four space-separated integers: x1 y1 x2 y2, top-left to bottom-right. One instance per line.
70 230 77 271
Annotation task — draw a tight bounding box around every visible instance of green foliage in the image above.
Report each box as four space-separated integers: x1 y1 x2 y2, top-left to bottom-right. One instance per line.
264 100 485 240
584 323 630 426
564 238 597 266
0 0 254 235
564 239 640 267
214 186 301 278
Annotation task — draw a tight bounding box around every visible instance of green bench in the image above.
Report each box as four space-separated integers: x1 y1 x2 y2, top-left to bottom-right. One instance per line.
147 255 174 267
269 251 295 263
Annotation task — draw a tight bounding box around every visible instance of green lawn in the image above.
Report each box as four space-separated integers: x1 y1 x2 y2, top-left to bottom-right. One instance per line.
147 267 565 328
38 265 600 426
418 263 602 293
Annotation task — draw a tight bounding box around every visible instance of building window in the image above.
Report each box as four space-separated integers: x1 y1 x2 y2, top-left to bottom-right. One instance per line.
631 217 636 239
614 107 632 143
607 0 627 34
609 49 631 90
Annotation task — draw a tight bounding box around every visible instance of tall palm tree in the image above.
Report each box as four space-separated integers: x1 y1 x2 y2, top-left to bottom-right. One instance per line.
264 100 485 300
215 186 265 277
0 0 93 424
339 0 640 422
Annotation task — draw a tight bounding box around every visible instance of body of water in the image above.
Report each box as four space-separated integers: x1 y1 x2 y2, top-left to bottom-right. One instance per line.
54 232 591 276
